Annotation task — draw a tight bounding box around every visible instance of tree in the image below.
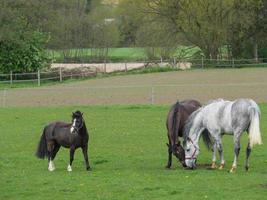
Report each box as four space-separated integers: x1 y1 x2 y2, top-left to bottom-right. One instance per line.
227 0 262 59
0 0 50 73
136 0 265 59
142 0 236 59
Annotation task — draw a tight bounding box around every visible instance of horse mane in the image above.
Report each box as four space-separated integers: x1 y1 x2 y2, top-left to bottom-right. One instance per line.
183 108 202 141
171 101 181 146
183 107 213 150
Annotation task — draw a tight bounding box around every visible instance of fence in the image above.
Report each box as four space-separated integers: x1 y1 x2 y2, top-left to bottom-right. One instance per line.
0 58 267 86
0 67 97 86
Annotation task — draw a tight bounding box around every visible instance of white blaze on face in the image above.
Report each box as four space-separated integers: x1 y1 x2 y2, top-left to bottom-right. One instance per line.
70 118 76 134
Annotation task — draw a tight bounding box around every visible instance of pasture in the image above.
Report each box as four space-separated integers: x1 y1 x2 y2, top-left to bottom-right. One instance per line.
0 105 267 200
47 47 200 62
0 68 267 199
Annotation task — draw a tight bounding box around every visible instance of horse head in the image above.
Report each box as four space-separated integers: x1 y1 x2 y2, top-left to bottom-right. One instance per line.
169 141 186 167
184 137 199 169
70 111 84 134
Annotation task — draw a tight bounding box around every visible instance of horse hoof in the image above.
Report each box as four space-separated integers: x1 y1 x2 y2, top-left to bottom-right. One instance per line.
229 167 236 173
219 164 225 170
87 167 92 171
165 166 171 169
245 166 249 172
211 162 217 169
48 167 55 172
67 165 72 172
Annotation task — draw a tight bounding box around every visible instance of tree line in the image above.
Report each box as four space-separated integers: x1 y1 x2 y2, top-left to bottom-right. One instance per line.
0 0 267 72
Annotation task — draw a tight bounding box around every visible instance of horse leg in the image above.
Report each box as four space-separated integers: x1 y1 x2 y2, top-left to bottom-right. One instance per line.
47 141 55 171
165 143 172 169
217 141 225 170
245 142 251 171
49 144 60 170
211 142 217 169
82 145 91 171
67 147 75 172
230 134 241 173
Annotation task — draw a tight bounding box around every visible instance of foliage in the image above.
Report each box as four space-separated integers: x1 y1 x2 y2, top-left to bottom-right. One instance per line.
1 0 267 68
0 1 50 73
0 31 50 73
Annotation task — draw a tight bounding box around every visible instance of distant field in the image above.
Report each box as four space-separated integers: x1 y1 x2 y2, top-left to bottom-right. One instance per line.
47 48 147 61
0 105 267 199
1 68 267 107
47 46 200 62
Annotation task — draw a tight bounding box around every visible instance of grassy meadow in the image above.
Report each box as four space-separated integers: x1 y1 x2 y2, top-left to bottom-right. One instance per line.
0 104 267 200
47 46 201 62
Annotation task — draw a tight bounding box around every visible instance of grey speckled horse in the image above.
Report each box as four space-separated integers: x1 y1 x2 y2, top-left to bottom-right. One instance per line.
184 98 262 172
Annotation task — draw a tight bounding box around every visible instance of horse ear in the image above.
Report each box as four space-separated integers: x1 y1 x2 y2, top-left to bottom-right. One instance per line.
81 112 83 116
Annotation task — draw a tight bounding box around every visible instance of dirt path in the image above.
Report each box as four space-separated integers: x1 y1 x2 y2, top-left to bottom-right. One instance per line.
51 62 147 73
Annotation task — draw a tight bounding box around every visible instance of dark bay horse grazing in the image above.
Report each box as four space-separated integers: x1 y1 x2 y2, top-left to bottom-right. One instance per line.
166 99 211 168
36 111 91 171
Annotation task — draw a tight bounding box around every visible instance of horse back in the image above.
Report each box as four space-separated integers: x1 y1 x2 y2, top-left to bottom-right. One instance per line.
167 100 201 140
43 121 73 145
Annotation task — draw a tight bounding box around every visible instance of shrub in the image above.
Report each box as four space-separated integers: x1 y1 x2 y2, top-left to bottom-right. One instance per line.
0 31 50 73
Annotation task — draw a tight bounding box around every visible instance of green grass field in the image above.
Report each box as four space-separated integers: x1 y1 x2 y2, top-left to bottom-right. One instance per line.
47 46 201 62
1 105 267 199
48 48 147 61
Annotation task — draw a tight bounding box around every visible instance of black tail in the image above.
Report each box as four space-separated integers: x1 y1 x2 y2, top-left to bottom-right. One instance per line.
172 101 181 147
201 129 213 150
35 128 48 159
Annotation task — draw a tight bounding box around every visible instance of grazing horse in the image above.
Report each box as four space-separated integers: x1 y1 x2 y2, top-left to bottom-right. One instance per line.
165 99 211 168
36 111 91 172
184 98 262 172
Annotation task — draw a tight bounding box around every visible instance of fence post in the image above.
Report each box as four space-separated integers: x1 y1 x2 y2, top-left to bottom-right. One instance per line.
232 58 235 68
201 57 204 69
104 60 107 73
59 67 62 82
151 87 155 104
10 71 13 85
2 88 7 107
37 69 40 86
173 57 176 68
95 67 98 76
125 62 127 72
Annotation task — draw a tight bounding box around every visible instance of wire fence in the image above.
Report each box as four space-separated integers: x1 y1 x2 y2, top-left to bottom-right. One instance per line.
0 58 267 86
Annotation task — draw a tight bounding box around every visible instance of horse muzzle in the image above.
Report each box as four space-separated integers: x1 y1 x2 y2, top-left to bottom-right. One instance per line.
185 159 197 169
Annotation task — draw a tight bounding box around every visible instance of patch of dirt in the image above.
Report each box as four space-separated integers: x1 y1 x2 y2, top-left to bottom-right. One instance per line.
2 68 267 107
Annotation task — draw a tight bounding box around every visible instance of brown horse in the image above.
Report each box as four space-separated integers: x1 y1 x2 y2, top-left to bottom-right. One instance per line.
36 111 91 172
165 99 211 168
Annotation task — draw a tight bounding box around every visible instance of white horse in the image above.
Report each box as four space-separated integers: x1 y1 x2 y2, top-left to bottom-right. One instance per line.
183 98 262 172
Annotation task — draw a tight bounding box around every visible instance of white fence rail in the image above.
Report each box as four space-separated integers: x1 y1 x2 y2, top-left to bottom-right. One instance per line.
0 68 97 86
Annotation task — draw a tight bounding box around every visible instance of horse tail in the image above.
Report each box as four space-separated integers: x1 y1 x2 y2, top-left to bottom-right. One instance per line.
36 128 48 159
201 129 213 150
172 101 181 147
249 106 262 148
